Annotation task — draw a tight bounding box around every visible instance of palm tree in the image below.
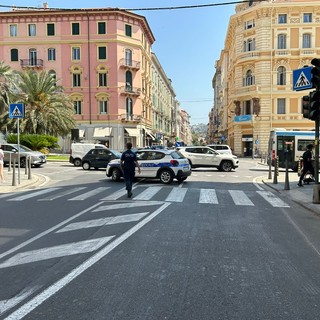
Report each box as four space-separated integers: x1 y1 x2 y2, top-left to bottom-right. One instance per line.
0 61 16 115
1 70 76 136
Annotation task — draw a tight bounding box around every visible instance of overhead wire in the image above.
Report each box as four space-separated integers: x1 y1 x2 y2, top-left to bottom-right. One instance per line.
0 0 264 12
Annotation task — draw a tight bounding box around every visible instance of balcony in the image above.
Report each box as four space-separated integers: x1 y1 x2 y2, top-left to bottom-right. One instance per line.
120 85 141 97
237 51 260 61
119 59 141 70
120 113 142 122
20 59 44 68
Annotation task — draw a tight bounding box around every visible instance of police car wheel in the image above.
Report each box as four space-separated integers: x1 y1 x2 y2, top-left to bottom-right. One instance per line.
111 168 121 181
159 169 174 184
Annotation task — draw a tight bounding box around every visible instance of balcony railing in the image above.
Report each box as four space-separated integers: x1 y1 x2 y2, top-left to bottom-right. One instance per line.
119 59 141 70
120 85 141 96
20 59 44 68
120 113 142 122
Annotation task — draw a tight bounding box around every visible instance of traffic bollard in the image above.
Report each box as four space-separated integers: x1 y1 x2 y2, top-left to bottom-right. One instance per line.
11 159 17 186
273 156 279 184
284 152 290 190
28 155 32 180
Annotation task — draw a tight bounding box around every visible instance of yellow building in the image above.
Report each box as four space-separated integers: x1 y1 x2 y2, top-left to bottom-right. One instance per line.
215 0 320 157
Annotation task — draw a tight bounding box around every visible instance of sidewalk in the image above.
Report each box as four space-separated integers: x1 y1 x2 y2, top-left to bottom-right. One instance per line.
0 168 48 194
260 170 320 215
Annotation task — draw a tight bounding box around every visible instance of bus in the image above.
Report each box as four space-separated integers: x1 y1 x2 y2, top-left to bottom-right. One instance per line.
268 129 315 171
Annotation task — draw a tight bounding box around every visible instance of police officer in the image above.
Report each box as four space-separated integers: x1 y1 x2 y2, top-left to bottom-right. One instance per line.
120 142 141 197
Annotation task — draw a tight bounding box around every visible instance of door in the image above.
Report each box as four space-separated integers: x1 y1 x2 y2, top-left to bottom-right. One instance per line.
29 48 37 66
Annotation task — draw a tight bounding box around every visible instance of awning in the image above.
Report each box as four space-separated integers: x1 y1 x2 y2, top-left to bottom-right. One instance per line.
145 129 155 140
125 128 140 136
93 127 112 138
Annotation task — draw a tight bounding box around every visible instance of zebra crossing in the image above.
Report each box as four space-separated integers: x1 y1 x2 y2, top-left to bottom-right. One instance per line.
2 185 290 208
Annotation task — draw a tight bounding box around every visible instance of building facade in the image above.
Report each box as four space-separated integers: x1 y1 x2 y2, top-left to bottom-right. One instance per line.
213 0 320 157
0 5 156 150
151 52 176 146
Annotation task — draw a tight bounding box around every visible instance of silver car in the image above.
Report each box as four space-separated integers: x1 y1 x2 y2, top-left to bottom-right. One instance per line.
2 143 46 168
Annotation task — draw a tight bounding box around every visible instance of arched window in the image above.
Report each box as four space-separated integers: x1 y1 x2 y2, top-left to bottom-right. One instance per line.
277 34 286 49
244 70 254 86
125 49 132 66
126 97 133 120
10 49 18 61
125 71 132 91
277 66 286 85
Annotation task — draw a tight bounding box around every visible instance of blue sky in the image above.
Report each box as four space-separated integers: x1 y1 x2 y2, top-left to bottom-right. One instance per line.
1 1 236 125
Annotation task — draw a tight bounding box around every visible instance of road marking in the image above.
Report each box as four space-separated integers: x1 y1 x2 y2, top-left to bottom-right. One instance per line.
38 187 87 201
199 189 218 204
56 212 149 233
7 188 60 201
229 190 254 206
257 191 290 207
100 188 128 200
0 202 104 261
68 187 110 201
0 286 40 315
92 201 164 212
0 236 114 268
4 202 171 320
165 188 187 202
133 186 162 200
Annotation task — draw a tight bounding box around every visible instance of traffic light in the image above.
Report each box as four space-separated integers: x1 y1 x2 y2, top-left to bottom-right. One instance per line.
311 58 320 89
309 90 320 121
302 94 310 118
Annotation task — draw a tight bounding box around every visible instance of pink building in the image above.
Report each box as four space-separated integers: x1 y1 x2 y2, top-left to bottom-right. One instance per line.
0 5 155 150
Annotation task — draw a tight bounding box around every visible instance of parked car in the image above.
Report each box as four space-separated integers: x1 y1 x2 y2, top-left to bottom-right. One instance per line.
69 143 108 167
81 148 121 170
206 144 233 154
2 143 46 168
177 146 239 171
106 149 191 184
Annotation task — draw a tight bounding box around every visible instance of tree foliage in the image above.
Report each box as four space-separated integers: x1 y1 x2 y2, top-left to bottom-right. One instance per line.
0 67 76 136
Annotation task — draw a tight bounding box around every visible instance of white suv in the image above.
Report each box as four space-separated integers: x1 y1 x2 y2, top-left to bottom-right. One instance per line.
177 146 239 171
207 144 232 154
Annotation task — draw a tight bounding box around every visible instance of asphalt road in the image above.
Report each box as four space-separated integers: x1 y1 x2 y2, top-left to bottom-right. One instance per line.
1 159 320 319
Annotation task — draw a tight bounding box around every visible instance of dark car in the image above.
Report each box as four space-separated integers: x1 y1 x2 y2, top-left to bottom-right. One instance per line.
81 148 121 170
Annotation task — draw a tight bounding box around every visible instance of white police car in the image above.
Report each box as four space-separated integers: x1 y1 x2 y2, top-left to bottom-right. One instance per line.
106 149 191 184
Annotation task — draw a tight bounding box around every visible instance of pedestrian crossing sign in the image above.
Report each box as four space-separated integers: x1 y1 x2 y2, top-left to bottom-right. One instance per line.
293 66 313 91
9 103 25 118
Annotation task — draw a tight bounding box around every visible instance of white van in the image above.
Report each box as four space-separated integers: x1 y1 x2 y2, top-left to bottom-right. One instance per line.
207 144 233 154
69 143 107 166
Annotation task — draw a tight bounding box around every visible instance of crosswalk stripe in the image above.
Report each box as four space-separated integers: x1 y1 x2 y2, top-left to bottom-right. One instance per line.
92 201 164 212
38 187 87 201
0 236 114 268
7 188 60 201
56 212 149 233
133 186 162 200
68 187 110 201
229 190 254 206
257 191 290 207
100 188 128 200
165 188 187 202
199 189 218 204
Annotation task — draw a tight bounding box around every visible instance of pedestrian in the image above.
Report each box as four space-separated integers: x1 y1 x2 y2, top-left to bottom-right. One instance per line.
0 144 4 183
298 143 314 187
120 142 141 198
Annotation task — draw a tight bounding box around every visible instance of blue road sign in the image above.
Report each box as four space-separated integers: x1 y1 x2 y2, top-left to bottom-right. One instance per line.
9 103 25 119
293 66 313 91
